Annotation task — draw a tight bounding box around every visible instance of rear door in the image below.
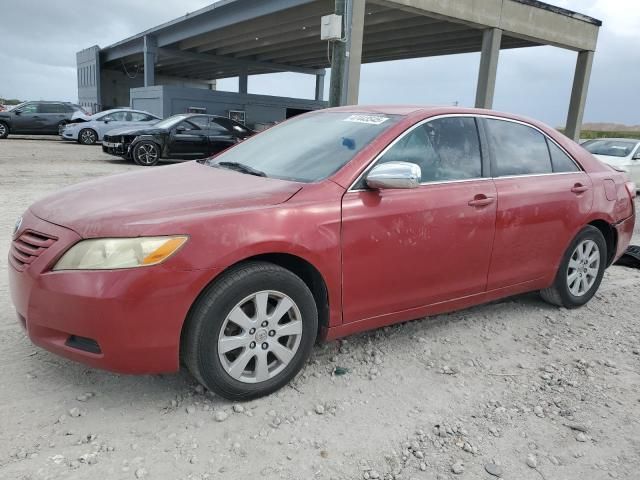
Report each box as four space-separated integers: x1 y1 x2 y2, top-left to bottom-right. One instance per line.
341 116 497 323
483 118 593 290
168 116 210 159
37 103 68 133
207 118 237 156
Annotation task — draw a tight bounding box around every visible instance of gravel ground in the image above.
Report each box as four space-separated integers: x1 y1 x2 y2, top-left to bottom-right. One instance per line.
1 136 640 480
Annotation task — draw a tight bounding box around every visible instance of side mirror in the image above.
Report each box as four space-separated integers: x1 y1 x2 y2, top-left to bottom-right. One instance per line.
633 151 640 160
175 125 186 133
14 110 21 115
366 161 421 190
103 119 110 124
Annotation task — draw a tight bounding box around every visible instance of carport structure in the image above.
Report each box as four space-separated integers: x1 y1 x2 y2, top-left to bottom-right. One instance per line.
95 0 601 139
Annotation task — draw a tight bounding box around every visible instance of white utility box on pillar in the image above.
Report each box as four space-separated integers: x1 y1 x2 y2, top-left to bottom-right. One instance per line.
320 14 343 41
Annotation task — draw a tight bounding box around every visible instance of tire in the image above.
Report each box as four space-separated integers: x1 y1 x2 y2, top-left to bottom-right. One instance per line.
182 261 318 400
0 121 9 139
78 128 98 145
133 141 160 166
540 225 606 308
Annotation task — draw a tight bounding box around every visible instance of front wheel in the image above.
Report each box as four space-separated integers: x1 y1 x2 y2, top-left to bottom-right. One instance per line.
540 225 606 308
78 128 98 145
0 121 9 139
133 141 160 166
182 262 318 400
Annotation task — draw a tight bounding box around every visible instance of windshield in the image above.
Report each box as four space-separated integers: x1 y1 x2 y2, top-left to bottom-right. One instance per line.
206 112 401 182
583 139 639 158
153 114 191 129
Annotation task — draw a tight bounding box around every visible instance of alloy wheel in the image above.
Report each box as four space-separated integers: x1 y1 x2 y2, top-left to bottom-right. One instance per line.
0 123 7 137
81 129 97 144
218 290 303 384
567 239 600 296
136 144 158 165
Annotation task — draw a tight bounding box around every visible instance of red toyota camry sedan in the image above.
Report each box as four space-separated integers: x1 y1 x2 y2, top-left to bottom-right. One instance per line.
9 106 635 400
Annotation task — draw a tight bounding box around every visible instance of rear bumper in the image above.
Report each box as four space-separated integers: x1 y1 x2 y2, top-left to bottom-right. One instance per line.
613 214 635 263
8 210 219 374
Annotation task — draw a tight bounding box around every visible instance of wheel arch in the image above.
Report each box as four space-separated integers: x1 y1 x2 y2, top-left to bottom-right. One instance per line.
78 127 98 143
588 219 617 266
180 252 331 361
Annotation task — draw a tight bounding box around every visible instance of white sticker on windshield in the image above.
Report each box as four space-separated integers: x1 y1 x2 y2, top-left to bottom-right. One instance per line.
343 114 390 125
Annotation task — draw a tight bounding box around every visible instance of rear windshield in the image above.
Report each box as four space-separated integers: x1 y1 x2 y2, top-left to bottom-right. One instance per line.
206 112 401 182
582 139 639 158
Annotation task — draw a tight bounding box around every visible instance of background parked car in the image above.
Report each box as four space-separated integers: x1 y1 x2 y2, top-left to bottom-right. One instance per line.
102 113 254 166
61 109 161 145
0 101 87 139
582 138 640 183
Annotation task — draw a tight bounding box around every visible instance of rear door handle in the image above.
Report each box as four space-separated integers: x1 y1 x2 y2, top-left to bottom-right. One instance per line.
468 195 495 207
571 184 590 194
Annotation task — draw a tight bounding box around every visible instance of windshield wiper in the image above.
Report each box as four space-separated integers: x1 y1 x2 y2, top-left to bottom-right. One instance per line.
214 161 267 177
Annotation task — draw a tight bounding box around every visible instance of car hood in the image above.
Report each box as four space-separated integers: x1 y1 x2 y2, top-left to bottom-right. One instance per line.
105 126 164 137
30 162 303 238
593 154 632 168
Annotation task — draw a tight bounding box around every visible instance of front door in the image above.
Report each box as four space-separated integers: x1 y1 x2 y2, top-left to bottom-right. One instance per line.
168 116 210 159
11 103 40 133
482 118 594 290
341 116 497 323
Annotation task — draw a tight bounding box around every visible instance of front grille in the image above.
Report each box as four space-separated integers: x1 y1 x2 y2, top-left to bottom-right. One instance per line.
9 230 57 271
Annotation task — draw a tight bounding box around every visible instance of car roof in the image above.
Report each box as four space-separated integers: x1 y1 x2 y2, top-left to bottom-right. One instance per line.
583 137 640 142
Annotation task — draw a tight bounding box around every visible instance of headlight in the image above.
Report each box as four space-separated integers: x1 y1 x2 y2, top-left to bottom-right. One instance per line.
53 236 188 271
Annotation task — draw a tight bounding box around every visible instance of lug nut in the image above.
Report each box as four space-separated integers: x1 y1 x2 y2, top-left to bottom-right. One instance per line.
261 321 268 327
249 328 256 334
261 342 268 350
269 330 276 337
250 341 256 349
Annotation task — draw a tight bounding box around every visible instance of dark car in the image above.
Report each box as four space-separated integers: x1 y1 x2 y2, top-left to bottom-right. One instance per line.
0 101 87 139
102 113 254 166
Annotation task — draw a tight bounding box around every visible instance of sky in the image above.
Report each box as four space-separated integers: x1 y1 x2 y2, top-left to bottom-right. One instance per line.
0 0 638 127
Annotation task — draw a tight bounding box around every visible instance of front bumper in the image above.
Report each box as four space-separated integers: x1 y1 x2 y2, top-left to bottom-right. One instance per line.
102 141 131 158
61 130 78 141
8 210 218 374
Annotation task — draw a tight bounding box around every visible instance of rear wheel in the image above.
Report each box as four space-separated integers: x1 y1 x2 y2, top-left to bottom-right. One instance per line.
540 225 606 308
182 261 318 400
0 121 9 139
79 128 98 145
133 141 160 166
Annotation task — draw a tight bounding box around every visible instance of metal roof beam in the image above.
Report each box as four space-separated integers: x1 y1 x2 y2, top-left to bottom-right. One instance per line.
156 47 322 76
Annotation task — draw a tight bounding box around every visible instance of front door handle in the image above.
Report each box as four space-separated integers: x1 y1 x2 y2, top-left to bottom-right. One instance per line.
571 184 590 194
468 195 495 207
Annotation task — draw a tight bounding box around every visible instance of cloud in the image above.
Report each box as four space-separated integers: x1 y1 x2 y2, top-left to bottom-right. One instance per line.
1 0 638 127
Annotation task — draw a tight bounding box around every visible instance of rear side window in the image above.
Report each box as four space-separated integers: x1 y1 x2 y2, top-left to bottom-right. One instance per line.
38 103 66 114
486 119 552 176
378 117 482 182
130 112 154 122
547 139 579 172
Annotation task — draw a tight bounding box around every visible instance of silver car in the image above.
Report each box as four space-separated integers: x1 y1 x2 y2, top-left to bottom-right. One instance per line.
61 109 160 145
582 138 640 184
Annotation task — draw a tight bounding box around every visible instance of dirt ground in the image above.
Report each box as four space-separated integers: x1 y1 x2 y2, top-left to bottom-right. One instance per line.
1 136 639 480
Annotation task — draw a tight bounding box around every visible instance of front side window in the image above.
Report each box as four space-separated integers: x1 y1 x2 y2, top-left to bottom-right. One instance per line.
210 119 232 135
486 119 552 176
377 117 482 183
206 112 401 183
18 103 38 114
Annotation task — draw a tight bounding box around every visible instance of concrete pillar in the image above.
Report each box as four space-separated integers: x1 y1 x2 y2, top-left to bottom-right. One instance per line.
239 69 248 94
565 50 594 141
315 70 326 101
328 0 366 107
344 0 365 105
475 28 502 109
143 35 157 87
